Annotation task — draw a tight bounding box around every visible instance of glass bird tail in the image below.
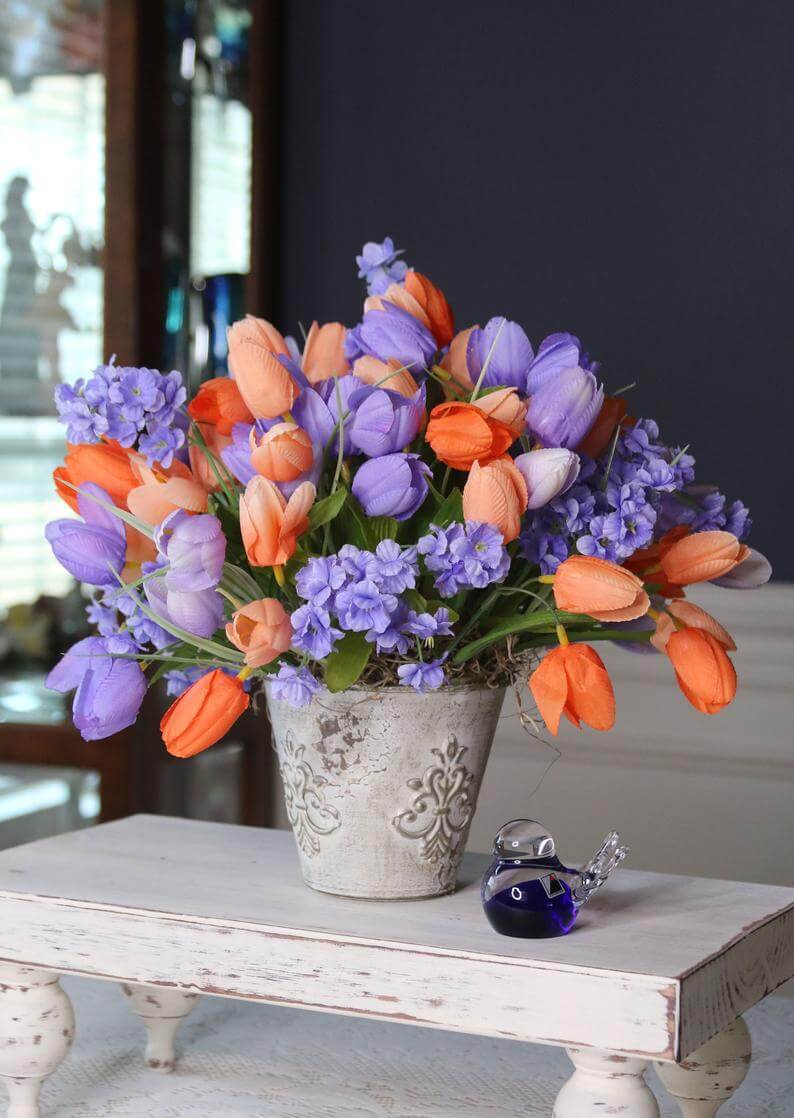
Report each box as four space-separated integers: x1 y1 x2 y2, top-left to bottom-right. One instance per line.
572 832 630 908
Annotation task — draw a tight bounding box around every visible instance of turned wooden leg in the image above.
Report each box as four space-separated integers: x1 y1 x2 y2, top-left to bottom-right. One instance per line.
655 1016 751 1117
120 983 199 1073
554 1048 660 1116
0 964 75 1118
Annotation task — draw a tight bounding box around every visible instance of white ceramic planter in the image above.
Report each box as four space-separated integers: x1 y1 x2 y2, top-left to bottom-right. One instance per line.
265 683 506 899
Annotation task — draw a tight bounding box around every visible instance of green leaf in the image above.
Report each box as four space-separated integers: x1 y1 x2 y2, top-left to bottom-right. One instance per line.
339 495 374 549
370 515 399 542
308 486 348 531
324 631 371 692
452 610 590 664
404 588 428 613
431 487 463 528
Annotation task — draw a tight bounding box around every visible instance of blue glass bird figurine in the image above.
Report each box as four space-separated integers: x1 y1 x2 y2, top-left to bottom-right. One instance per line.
481 819 629 938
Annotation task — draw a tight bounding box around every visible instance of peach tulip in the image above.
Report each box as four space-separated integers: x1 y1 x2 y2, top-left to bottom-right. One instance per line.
440 326 476 394
187 376 253 435
239 476 315 567
404 270 455 348
665 628 737 714
651 601 736 653
463 457 528 543
660 530 749 587
353 355 420 397
54 440 138 513
188 432 232 493
249 422 314 482
227 315 300 419
301 321 349 384
576 396 629 459
551 555 650 622
529 643 616 735
226 598 292 668
161 669 250 758
471 387 528 435
127 457 208 525
425 400 517 471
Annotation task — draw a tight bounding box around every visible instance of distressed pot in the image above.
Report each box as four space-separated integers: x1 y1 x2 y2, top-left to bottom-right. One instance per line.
265 682 505 899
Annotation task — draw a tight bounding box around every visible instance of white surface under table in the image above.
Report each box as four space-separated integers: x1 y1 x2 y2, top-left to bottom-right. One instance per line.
0 816 792 1117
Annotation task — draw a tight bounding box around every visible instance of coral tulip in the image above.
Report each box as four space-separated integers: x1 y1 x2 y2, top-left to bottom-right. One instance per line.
440 326 476 394
127 460 208 525
529 643 616 735
463 457 528 543
425 400 517 471
471 387 528 435
54 440 138 513
188 432 232 493
161 669 250 757
651 601 736 653
250 422 314 482
226 598 292 668
552 555 650 622
239 476 315 567
301 321 349 384
514 447 580 509
660 530 749 586
576 396 629 459
188 376 253 435
404 270 455 348
665 628 737 714
352 355 419 397
227 315 300 419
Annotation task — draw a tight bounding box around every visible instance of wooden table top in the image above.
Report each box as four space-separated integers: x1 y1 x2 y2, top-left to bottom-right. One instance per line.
0 815 791 1061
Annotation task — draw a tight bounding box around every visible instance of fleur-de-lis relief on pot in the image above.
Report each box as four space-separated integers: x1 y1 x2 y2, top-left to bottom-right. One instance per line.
279 732 341 857
392 735 475 867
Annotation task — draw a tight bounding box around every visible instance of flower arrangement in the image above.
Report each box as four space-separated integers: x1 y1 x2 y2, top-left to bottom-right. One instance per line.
45 237 770 754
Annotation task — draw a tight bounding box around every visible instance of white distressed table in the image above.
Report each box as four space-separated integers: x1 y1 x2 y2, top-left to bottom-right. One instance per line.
0 816 791 1118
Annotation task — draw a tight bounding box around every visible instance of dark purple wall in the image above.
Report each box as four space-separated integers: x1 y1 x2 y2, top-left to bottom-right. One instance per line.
276 0 794 577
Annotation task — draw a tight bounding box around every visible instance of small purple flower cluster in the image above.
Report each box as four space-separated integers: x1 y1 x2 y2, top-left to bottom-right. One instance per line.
418 521 510 596
355 236 408 296
55 360 187 467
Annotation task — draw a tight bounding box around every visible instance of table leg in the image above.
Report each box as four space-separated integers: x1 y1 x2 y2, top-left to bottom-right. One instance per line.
655 1016 751 1117
120 983 199 1073
554 1048 660 1116
0 964 75 1118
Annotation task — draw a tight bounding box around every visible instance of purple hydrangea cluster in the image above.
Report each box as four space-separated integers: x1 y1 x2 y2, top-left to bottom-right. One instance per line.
417 521 510 597
55 359 187 468
355 237 409 295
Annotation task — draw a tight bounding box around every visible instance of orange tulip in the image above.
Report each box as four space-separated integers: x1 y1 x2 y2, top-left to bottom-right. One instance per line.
239 476 315 567
250 422 314 482
624 525 690 598
661 530 749 587
576 396 629 459
127 460 208 526
552 555 650 622
188 431 232 493
226 598 292 667
463 457 528 543
425 400 517 471
365 284 432 331
54 441 138 513
161 669 250 758
404 270 455 348
440 326 476 394
651 601 736 653
471 387 528 435
227 315 300 419
353 355 420 397
302 321 348 384
665 628 737 714
187 376 253 435
529 643 616 735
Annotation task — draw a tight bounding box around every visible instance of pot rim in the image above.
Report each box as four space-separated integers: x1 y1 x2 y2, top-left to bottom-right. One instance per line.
263 679 508 698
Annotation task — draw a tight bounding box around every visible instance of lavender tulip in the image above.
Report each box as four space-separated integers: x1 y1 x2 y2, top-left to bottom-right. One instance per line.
46 636 146 740
526 333 586 394
352 452 431 521
348 383 425 457
711 548 773 589
467 317 534 390
514 448 581 509
155 510 226 592
144 568 224 639
526 365 604 449
221 422 259 485
346 303 436 372
45 482 126 586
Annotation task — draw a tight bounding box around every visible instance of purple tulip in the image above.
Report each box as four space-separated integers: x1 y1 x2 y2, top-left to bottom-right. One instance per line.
45 483 126 586
144 568 224 639
526 333 586 394
352 452 431 521
514 448 581 509
46 636 146 740
155 510 225 592
346 303 436 372
348 383 425 457
467 317 534 390
221 422 258 485
711 548 773 589
526 365 604 449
